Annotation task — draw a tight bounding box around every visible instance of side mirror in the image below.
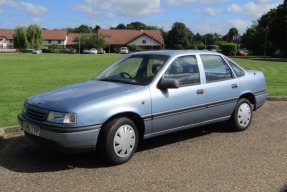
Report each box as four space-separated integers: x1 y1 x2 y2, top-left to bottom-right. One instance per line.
158 78 179 89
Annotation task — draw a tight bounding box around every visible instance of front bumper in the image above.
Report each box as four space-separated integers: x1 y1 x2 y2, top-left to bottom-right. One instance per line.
18 113 101 153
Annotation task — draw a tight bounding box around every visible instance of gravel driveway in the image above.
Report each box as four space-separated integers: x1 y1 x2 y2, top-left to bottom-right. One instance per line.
0 101 286 192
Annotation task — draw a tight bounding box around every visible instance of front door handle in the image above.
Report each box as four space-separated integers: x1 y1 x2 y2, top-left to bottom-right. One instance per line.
197 89 204 95
232 84 238 89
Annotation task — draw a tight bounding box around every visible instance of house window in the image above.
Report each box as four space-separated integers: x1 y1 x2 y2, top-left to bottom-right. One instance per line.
48 40 52 44
142 40 146 44
58 40 61 44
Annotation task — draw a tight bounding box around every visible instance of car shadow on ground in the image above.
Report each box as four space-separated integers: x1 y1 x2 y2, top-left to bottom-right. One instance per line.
0 122 232 173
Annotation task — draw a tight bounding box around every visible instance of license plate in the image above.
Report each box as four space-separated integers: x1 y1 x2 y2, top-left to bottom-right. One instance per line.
23 122 40 136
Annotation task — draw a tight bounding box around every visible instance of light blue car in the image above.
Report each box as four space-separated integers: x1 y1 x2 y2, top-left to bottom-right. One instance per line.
18 50 268 165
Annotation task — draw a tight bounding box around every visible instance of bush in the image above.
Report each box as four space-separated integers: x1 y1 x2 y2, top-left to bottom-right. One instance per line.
22 49 33 53
42 49 52 53
128 44 138 52
197 44 205 50
273 50 287 57
174 44 183 50
221 44 237 56
207 45 219 51
189 44 198 50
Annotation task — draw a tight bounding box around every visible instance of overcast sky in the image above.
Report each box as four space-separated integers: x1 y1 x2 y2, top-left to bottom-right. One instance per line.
0 0 282 35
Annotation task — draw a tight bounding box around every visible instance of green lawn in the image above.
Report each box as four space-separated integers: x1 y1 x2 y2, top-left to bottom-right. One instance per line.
232 57 287 96
0 54 286 128
0 53 123 128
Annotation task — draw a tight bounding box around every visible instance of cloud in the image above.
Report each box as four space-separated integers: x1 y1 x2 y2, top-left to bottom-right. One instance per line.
227 19 250 34
165 0 228 6
243 2 279 18
227 2 279 18
255 0 272 4
15 2 47 15
106 13 114 19
0 0 47 15
31 17 42 24
205 8 223 16
73 0 163 17
227 4 242 13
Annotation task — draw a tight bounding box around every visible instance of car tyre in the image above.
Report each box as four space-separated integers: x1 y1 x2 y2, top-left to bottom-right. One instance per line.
98 117 138 165
229 98 253 131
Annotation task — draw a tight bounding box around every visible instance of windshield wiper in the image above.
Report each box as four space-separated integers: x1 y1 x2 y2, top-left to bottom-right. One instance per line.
98 78 138 85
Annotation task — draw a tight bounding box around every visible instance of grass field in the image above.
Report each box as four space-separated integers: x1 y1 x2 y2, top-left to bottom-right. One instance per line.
0 53 286 128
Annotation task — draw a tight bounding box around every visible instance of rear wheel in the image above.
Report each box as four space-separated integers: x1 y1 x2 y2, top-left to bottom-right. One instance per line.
229 98 253 131
98 117 138 165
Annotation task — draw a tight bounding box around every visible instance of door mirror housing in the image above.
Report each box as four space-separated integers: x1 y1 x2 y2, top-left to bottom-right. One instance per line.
158 78 179 89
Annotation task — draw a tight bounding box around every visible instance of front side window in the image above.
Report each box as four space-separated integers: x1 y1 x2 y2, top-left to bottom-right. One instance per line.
163 55 200 86
200 54 233 83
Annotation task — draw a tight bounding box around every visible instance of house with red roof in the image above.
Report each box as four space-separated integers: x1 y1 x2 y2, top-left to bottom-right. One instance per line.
98 29 165 52
0 29 69 49
0 29 14 49
0 28 165 52
43 30 68 49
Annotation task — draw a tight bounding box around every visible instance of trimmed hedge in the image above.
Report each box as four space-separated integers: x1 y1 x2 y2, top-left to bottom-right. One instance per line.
22 49 33 53
189 44 198 50
197 44 205 50
207 45 219 51
221 44 237 56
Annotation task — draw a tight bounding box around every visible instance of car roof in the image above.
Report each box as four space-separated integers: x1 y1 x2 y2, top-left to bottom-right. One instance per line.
131 50 221 57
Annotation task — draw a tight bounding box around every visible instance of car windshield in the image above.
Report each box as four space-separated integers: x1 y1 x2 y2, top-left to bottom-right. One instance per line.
94 54 169 85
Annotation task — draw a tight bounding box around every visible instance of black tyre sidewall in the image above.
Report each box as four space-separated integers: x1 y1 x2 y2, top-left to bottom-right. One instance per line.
99 117 139 165
230 98 253 131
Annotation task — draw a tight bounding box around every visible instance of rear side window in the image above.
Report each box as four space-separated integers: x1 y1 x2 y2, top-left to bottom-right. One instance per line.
225 57 245 77
164 55 200 86
200 55 233 83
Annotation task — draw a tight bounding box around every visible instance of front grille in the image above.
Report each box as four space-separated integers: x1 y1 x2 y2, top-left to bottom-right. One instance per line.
24 103 49 121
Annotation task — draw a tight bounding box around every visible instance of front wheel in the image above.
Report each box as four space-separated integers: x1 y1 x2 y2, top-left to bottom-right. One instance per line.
229 98 253 131
98 117 139 165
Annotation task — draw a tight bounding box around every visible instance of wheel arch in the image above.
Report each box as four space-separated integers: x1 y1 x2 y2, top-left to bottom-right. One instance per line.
239 93 255 110
100 112 145 140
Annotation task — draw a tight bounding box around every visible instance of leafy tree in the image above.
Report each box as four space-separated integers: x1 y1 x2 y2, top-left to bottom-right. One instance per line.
241 1 286 56
166 22 194 49
193 33 203 45
74 34 107 51
13 26 29 50
241 23 263 55
73 25 93 33
27 24 44 49
224 27 239 43
203 33 216 46
112 23 127 29
126 22 147 30
258 1 287 53
93 25 101 33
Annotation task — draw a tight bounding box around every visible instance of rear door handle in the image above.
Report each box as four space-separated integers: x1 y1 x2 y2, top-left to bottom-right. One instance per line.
232 84 238 89
197 89 204 95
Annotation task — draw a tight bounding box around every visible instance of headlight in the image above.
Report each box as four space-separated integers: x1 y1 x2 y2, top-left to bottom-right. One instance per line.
47 111 77 124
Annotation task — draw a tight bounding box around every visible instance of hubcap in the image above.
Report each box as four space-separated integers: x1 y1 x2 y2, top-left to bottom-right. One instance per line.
237 103 251 127
113 124 136 158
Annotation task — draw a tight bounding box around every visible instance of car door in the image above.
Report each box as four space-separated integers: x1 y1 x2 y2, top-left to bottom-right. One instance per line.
199 54 241 120
149 55 209 134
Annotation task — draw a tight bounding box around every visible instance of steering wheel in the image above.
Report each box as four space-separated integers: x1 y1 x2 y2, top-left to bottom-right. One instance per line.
120 72 133 79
